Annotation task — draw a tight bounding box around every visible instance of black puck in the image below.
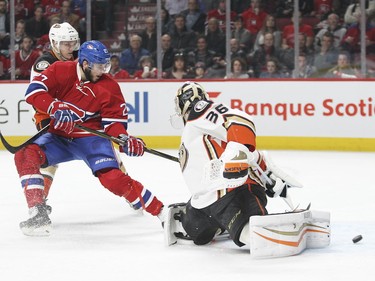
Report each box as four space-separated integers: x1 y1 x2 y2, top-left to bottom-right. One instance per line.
352 235 363 243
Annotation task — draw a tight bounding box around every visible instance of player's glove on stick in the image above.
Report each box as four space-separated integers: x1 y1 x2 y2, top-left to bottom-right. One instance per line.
48 101 84 134
119 134 145 157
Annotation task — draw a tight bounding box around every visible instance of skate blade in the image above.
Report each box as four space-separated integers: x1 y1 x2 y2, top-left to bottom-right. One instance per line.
20 224 52 237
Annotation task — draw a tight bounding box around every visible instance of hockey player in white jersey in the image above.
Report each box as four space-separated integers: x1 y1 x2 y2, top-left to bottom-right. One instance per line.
165 81 331 257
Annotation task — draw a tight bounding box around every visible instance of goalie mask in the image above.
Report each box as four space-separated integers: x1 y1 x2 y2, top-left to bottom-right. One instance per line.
175 81 209 117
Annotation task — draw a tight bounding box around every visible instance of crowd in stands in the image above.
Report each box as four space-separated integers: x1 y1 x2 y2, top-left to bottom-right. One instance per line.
2 0 375 80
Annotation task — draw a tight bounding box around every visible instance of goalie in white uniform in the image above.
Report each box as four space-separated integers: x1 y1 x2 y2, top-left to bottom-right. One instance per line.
168 81 299 247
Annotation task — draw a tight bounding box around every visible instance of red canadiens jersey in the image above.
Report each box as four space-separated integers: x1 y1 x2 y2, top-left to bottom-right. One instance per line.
25 61 128 138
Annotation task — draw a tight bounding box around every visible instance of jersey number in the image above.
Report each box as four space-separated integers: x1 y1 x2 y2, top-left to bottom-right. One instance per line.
205 104 229 124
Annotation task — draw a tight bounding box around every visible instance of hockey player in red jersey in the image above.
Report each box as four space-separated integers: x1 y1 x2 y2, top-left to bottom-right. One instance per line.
165 81 301 247
15 40 165 236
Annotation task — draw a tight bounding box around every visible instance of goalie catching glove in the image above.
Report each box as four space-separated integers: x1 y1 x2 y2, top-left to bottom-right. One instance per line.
48 101 86 134
119 134 145 157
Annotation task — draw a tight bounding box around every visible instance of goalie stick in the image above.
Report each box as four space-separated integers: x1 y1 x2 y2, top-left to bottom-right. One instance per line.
75 124 179 163
0 124 50 154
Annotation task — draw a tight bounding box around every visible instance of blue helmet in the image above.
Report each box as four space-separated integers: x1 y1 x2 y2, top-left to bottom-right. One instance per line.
78 40 110 71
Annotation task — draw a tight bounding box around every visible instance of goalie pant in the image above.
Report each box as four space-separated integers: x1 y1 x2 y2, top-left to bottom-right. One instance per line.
14 134 163 216
180 184 267 246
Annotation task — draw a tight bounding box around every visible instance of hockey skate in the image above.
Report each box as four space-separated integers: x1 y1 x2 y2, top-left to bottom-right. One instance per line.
164 203 191 246
19 203 52 236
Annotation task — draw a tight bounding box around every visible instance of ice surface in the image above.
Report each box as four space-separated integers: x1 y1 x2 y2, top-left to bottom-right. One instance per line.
0 150 374 281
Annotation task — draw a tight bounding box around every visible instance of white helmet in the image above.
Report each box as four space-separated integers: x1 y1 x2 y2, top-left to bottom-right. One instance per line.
49 22 80 57
175 81 209 117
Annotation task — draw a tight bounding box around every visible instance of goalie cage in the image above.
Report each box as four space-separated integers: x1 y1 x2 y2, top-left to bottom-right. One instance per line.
164 204 330 258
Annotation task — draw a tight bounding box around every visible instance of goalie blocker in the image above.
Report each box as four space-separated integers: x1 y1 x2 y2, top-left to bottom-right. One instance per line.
164 204 330 258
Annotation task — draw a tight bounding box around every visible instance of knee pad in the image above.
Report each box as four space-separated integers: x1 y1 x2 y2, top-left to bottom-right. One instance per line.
15 144 46 176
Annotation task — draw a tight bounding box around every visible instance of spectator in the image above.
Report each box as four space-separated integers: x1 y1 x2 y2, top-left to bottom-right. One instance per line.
0 0 10 51
70 0 86 18
109 55 130 79
168 14 197 53
313 32 339 77
259 57 285 78
0 50 10 79
43 0 63 18
225 57 251 79
251 32 283 78
15 35 39 80
25 5 50 42
120 34 150 76
231 0 252 14
180 0 206 34
229 38 247 62
241 0 268 36
14 19 27 51
309 0 340 21
344 0 375 26
315 13 347 49
161 6 173 34
207 0 237 32
200 0 221 13
275 0 294 18
133 55 157 79
193 61 207 79
340 12 375 61
163 52 194 79
293 53 316 78
254 14 282 52
280 32 315 74
205 17 226 57
49 0 80 32
231 15 253 52
15 0 32 21
152 34 175 72
139 16 157 53
281 11 314 50
187 35 216 70
276 0 315 18
325 51 360 78
164 0 188 18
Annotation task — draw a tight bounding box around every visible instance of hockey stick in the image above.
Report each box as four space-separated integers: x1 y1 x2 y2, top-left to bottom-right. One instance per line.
0 124 50 154
75 124 179 163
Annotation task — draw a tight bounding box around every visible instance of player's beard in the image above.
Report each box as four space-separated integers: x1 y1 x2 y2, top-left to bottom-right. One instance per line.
84 67 100 83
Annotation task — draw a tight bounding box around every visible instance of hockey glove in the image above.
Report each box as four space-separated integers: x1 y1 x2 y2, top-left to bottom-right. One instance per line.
48 101 85 134
119 134 145 157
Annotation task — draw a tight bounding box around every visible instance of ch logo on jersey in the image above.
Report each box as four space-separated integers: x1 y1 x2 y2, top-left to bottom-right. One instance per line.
35 61 50 71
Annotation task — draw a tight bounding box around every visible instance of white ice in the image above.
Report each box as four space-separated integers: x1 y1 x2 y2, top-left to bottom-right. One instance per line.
0 149 374 281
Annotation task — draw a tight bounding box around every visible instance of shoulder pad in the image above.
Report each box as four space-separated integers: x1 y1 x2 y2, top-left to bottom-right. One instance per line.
187 100 212 121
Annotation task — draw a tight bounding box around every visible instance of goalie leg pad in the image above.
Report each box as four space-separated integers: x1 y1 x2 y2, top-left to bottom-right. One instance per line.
249 209 330 258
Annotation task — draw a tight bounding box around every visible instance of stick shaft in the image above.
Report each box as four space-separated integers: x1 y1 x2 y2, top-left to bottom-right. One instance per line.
75 124 179 162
